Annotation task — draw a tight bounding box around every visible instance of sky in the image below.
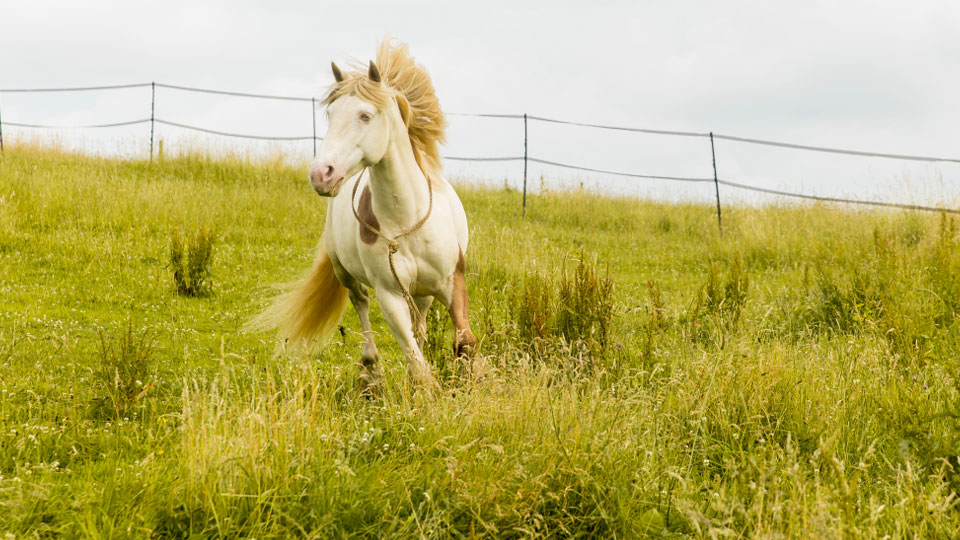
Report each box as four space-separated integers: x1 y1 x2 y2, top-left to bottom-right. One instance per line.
2 0 959 206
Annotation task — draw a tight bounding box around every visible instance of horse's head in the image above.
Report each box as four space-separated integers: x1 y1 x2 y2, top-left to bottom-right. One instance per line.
309 61 402 197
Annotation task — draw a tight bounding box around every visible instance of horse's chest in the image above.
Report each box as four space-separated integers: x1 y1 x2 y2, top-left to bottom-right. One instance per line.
356 185 380 246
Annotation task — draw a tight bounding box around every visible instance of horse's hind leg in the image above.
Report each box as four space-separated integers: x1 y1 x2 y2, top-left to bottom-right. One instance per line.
444 250 478 358
344 282 383 392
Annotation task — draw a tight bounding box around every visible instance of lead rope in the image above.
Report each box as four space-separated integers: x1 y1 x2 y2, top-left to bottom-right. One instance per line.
351 168 433 342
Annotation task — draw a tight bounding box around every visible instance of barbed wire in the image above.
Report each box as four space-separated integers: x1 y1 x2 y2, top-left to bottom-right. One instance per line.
154 83 315 103
444 156 524 162
3 81 958 163
528 157 714 183
4 119 151 128
712 133 960 164
155 119 319 141
447 112 524 119
527 115 709 138
0 83 151 93
2 81 958 215
716 178 960 214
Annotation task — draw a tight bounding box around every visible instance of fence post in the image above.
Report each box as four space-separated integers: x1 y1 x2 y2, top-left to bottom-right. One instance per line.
710 132 722 234
149 82 155 162
522 113 528 217
311 97 317 158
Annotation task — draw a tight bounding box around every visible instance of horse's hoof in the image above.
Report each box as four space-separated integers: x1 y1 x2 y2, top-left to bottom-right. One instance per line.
358 368 384 398
408 373 439 397
454 331 478 359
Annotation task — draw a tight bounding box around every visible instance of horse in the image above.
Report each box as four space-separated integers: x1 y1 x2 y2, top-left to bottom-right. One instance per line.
258 40 477 391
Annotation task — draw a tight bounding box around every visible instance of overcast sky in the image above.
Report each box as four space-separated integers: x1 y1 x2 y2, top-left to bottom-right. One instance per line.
2 0 958 205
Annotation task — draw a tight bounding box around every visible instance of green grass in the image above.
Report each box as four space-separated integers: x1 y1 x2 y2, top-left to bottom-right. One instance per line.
1 144 959 538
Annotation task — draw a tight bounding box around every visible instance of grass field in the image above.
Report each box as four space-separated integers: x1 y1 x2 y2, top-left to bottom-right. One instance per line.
1 144 959 538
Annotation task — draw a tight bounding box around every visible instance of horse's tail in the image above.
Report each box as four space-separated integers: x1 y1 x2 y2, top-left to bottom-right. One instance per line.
249 240 349 349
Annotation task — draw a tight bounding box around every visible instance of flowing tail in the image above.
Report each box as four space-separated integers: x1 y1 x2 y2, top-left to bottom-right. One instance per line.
249 240 349 348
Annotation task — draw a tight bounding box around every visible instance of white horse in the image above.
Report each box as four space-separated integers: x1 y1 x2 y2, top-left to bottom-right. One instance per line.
259 41 476 390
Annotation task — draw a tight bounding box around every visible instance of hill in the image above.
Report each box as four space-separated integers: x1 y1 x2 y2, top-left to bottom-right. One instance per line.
1 145 958 537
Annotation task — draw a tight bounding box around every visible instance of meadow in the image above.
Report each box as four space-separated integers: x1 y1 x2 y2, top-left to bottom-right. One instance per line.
1 144 959 538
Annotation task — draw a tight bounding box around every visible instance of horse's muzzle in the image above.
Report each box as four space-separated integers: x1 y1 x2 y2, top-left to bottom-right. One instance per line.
311 178 344 197
309 162 344 197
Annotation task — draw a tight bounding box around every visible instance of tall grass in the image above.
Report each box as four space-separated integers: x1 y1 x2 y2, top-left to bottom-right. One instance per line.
0 143 959 537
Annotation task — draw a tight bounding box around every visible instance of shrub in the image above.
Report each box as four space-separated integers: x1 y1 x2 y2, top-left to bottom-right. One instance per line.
556 251 614 356
512 271 553 344
793 218 960 365
423 302 458 381
929 213 960 325
507 249 615 359
170 227 217 296
690 253 750 343
92 320 157 420
638 280 665 367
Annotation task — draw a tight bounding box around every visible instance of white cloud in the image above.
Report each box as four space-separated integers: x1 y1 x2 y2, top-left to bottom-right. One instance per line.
2 0 958 204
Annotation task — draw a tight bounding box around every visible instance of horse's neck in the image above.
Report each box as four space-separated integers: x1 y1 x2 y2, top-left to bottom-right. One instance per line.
368 131 430 228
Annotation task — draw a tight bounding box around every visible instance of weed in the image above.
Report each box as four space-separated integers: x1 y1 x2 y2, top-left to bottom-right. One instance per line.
92 320 157 420
690 253 750 345
170 227 217 296
511 271 553 344
655 215 674 234
877 351 960 493
423 303 457 380
556 250 615 355
701 254 749 323
507 250 615 359
929 213 960 325
897 211 926 248
638 280 665 367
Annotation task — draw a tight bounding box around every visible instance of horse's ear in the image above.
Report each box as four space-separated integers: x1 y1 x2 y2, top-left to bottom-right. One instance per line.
368 61 381 83
396 94 411 128
331 62 344 83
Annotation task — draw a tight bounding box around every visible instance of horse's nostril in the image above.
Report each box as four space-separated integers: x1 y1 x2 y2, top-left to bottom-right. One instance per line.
324 165 334 179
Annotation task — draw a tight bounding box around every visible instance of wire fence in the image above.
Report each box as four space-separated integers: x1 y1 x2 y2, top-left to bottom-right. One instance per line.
1 81 958 227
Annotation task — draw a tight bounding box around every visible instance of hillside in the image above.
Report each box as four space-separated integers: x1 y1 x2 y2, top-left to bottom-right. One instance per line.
1 145 958 538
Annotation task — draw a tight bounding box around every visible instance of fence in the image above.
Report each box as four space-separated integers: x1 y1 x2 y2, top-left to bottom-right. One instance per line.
1 81 959 230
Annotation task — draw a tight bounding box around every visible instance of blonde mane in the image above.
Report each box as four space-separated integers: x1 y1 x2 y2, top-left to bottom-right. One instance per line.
323 40 447 177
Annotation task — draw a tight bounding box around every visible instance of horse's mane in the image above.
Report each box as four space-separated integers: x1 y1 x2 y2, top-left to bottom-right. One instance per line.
323 40 447 177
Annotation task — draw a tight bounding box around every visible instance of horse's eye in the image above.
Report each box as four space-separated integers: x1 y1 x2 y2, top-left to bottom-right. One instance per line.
359 113 372 122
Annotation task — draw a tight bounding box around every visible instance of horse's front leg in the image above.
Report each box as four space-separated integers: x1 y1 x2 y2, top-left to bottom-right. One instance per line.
346 284 384 393
413 295 434 349
331 257 384 393
378 288 436 390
